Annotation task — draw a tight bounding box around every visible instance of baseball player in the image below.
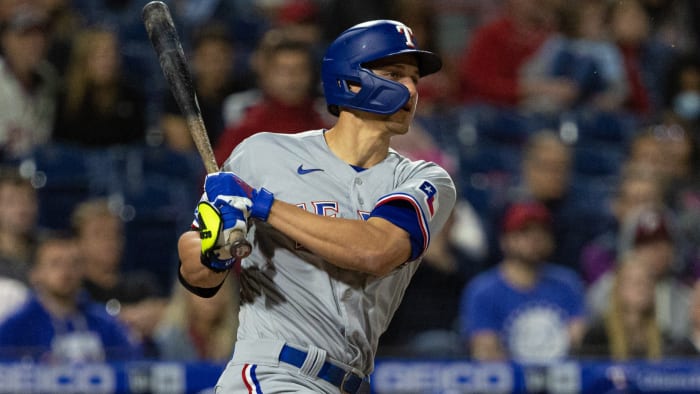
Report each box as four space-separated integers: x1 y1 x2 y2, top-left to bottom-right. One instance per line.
178 20 456 393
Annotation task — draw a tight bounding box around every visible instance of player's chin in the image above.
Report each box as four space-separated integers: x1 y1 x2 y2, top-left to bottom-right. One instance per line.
387 121 411 136
396 114 414 131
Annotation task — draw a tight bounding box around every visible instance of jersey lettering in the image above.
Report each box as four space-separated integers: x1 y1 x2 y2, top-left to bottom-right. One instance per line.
293 201 339 250
312 201 338 217
294 203 307 249
395 24 416 48
358 210 371 221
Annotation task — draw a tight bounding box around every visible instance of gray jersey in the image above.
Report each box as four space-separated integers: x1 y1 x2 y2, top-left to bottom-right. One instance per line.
222 129 456 375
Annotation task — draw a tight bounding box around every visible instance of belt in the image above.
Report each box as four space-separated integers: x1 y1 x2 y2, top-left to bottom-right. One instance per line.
278 344 366 394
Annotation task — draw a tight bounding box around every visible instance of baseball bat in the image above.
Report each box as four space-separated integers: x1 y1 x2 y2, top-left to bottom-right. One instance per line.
142 1 251 259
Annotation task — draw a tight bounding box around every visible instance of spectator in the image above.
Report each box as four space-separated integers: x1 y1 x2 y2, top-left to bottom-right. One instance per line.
378 209 481 358
587 205 691 344
0 166 38 322
216 28 330 166
458 0 579 110
662 52 700 132
652 123 697 188
0 277 28 323
269 0 323 48
632 123 700 276
71 198 167 358
578 249 663 360
609 0 677 118
624 125 700 278
52 26 147 147
154 276 239 362
667 278 700 357
159 23 246 152
580 162 665 285
0 166 41 283
488 130 602 273
318 0 392 44
626 126 667 176
0 232 141 362
625 122 697 192
520 0 629 113
459 201 587 363
168 0 268 54
0 5 58 161
42 0 84 75
639 0 697 53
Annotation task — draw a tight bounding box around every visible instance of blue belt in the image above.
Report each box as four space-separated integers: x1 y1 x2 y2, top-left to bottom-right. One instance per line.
278 344 366 393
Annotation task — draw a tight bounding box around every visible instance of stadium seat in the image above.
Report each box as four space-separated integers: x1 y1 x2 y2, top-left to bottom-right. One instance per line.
459 143 522 176
573 143 625 178
566 110 637 145
120 175 191 288
457 104 534 146
31 144 100 230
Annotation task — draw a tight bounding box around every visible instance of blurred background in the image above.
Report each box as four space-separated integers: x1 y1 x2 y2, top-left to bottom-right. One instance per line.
0 0 699 392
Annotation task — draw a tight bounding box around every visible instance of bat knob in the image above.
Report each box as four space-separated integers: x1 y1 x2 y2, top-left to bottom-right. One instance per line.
230 239 252 259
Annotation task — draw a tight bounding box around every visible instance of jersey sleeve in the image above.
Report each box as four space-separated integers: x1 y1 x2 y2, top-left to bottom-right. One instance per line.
369 165 456 261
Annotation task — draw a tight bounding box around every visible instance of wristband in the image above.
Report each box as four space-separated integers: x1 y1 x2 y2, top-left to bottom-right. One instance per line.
178 262 228 298
251 188 274 221
200 252 235 273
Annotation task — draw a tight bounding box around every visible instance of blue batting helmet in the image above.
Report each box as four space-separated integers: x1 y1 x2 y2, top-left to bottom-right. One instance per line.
321 20 442 116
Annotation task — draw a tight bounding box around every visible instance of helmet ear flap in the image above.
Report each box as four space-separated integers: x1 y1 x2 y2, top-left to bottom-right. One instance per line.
326 69 410 116
352 68 410 115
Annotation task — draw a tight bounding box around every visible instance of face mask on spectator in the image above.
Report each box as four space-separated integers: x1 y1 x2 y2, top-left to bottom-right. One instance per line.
673 91 700 121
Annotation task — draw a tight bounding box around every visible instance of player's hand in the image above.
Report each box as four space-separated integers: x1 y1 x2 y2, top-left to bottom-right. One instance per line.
196 198 250 272
204 172 274 222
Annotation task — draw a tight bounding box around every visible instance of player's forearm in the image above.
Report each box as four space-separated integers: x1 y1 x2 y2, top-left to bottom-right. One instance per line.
177 230 228 287
267 200 411 276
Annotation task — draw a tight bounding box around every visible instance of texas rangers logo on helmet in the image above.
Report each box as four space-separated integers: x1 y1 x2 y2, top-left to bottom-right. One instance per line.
395 24 416 48
419 180 437 217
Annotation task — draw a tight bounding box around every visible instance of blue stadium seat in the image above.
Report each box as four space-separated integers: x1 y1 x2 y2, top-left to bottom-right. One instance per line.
458 105 534 146
573 143 625 178
566 110 638 145
569 174 617 215
31 144 100 230
414 110 461 149
120 175 192 288
459 143 522 176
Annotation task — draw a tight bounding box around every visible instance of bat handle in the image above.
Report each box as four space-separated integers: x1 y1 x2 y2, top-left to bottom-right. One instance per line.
228 229 252 259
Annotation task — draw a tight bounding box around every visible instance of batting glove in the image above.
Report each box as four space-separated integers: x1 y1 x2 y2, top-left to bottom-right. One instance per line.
204 172 274 222
196 198 250 272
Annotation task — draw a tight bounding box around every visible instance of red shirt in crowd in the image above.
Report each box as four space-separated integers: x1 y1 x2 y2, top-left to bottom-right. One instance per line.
214 97 329 166
459 16 552 106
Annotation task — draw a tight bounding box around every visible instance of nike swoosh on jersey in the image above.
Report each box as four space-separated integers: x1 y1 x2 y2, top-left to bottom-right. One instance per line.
297 164 324 174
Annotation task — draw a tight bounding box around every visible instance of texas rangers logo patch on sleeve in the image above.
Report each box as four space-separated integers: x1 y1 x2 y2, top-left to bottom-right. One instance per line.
419 181 437 217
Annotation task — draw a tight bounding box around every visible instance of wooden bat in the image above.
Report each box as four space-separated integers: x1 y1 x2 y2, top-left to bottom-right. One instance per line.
142 1 251 259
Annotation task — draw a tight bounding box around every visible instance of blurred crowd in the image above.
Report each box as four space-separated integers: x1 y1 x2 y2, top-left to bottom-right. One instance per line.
0 0 699 366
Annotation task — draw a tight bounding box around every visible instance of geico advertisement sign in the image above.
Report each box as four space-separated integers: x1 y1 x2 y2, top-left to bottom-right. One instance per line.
0 363 185 393
373 361 514 392
0 363 115 393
